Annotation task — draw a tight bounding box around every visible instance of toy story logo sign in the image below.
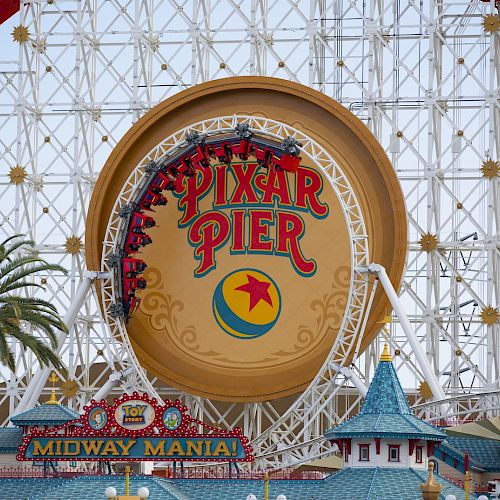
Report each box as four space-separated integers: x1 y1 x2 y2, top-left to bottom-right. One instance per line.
17 393 253 462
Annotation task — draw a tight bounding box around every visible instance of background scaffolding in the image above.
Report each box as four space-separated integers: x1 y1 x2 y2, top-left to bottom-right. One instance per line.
0 0 499 467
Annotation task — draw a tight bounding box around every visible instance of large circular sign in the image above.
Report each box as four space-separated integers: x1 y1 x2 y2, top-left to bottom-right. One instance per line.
86 77 407 402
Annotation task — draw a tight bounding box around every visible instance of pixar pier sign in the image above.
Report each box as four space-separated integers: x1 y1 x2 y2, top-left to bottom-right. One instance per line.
177 162 328 277
17 393 253 462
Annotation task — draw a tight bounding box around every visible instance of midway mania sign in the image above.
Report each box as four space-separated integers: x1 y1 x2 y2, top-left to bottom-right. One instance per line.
17 393 253 462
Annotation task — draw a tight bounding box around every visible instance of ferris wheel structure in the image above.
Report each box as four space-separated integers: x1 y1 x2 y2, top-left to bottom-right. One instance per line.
0 0 499 468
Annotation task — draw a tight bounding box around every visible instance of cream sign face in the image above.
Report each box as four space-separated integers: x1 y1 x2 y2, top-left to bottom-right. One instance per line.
114 400 155 431
86 78 408 402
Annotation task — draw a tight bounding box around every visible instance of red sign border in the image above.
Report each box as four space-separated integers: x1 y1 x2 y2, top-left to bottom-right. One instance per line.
17 392 254 462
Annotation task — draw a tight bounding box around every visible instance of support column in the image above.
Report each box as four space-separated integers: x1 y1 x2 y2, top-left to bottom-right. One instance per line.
367 264 446 401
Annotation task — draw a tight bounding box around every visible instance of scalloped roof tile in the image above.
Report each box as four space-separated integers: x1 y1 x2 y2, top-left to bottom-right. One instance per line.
438 436 500 472
10 404 79 427
0 428 23 453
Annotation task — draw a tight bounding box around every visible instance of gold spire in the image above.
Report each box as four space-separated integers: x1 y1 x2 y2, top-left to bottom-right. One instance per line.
380 343 392 362
46 371 60 405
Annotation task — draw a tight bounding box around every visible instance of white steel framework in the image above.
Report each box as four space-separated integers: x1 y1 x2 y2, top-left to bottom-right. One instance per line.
0 0 499 468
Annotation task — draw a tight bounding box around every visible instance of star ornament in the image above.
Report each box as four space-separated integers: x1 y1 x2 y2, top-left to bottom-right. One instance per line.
235 274 273 311
483 14 500 34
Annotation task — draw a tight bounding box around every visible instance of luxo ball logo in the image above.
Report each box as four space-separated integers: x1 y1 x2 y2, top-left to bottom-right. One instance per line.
213 268 281 339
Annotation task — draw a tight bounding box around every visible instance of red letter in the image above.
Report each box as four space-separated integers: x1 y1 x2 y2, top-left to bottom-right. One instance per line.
213 165 228 207
260 168 292 206
248 210 274 253
276 211 316 276
295 167 328 218
188 211 230 276
230 163 259 204
231 210 246 253
177 168 214 226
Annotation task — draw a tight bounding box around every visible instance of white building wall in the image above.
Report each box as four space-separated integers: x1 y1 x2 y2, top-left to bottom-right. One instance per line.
408 443 428 470
346 439 427 470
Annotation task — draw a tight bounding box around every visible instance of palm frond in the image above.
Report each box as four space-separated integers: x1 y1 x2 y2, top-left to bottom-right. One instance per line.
2 238 36 261
8 328 66 373
14 311 66 347
0 326 15 371
0 234 68 373
0 281 45 294
0 296 59 313
0 258 66 286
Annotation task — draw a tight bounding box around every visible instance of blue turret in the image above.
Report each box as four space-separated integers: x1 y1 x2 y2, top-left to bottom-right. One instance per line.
325 344 445 469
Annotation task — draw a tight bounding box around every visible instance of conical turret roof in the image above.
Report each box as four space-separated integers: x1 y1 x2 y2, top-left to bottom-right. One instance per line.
324 346 446 441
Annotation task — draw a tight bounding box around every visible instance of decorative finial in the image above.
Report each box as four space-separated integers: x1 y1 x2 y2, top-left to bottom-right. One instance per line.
380 343 392 362
420 461 442 500
46 371 60 405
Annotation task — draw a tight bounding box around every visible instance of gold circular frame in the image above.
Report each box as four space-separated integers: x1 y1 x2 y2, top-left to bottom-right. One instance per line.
86 77 407 402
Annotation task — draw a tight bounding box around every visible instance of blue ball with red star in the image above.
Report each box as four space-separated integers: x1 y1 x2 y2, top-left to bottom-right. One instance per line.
212 268 281 339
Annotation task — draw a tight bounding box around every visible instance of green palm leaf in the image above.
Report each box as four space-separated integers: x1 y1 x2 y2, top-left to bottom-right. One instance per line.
0 234 68 372
0 237 36 262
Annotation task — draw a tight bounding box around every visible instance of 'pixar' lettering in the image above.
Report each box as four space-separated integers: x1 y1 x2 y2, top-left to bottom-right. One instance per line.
175 162 329 277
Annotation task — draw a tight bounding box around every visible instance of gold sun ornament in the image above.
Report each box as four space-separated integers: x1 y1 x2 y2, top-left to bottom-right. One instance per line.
60 379 79 398
480 306 499 326
65 235 83 255
12 25 30 43
483 14 500 33
8 165 28 184
481 159 500 179
418 232 439 252
418 381 433 401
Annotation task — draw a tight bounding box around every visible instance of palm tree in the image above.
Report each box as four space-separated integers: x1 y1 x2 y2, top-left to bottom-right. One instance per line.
0 234 68 372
